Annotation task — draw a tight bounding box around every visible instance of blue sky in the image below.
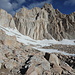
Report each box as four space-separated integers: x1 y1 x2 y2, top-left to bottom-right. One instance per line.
0 0 75 15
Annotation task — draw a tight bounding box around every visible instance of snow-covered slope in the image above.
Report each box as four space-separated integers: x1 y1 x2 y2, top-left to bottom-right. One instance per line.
0 25 75 56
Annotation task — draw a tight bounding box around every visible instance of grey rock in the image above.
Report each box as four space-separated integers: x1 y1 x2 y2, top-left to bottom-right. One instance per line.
14 7 52 40
0 9 15 28
14 3 75 40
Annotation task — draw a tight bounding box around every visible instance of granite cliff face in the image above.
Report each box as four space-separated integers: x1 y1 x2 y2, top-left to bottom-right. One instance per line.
0 9 15 28
14 7 52 40
14 3 75 40
0 3 75 40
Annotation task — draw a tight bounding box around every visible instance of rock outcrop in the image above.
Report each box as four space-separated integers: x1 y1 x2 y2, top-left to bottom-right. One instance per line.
14 3 75 40
0 29 21 48
0 9 15 28
14 7 52 40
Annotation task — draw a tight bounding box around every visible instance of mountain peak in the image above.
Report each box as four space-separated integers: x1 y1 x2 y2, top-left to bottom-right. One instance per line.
44 3 53 8
14 3 75 40
43 3 53 10
0 9 7 14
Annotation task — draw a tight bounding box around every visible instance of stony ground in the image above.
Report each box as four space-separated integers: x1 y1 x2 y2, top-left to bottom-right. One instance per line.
0 30 75 75
0 44 75 75
43 44 75 54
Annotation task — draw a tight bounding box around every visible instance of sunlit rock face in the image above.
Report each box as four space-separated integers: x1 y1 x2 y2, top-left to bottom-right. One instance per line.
14 3 75 40
14 7 52 40
43 3 75 40
0 3 75 40
0 9 15 28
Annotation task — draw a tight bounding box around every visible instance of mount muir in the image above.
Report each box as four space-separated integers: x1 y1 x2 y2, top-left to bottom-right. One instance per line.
0 3 75 75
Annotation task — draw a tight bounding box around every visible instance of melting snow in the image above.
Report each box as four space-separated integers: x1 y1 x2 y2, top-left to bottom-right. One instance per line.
33 47 75 56
0 25 75 56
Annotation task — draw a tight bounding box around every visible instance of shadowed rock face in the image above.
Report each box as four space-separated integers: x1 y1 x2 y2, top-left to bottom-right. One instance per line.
0 3 75 40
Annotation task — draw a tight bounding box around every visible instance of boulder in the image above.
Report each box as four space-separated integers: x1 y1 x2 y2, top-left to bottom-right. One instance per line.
60 62 73 72
30 71 38 75
49 54 60 66
51 65 63 75
5 59 17 69
0 29 21 48
25 55 51 75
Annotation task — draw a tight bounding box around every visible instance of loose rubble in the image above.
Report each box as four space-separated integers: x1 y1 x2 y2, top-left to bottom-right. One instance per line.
0 31 75 75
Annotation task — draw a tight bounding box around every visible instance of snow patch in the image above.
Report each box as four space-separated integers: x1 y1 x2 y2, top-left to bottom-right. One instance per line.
33 47 75 56
0 25 75 56
0 25 75 46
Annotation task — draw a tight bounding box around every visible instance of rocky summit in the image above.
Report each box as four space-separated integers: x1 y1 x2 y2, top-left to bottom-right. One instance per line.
14 3 75 40
0 3 75 75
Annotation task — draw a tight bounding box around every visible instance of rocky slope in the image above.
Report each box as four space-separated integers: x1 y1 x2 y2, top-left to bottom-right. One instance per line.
0 29 75 75
0 3 75 75
0 3 75 40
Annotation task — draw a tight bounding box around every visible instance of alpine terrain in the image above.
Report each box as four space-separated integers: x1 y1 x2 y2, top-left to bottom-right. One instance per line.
0 3 75 75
